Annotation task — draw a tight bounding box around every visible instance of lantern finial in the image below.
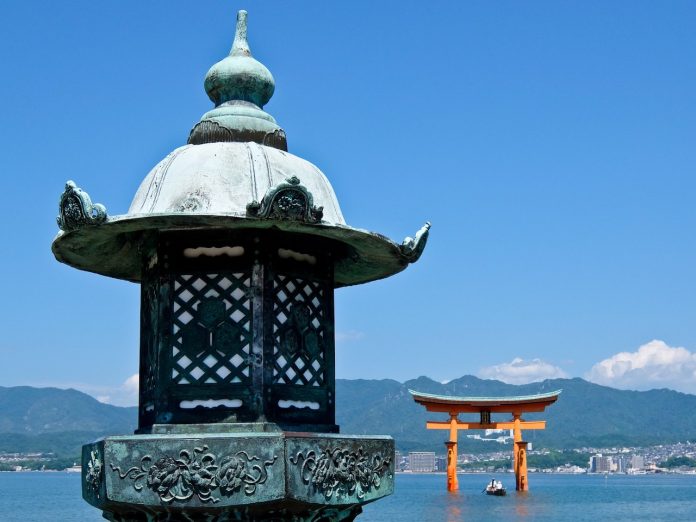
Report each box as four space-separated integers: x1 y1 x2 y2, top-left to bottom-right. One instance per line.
203 9 275 108
231 10 251 56
189 10 286 148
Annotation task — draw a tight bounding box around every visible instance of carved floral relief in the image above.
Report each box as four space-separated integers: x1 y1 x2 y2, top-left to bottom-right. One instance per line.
290 447 391 500
111 445 276 503
85 449 103 497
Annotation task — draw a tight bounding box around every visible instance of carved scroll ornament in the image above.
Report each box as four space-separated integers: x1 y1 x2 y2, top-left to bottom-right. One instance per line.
57 180 107 231
399 221 431 263
247 176 323 224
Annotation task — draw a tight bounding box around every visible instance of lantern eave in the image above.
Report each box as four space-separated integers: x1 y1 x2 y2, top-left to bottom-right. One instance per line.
51 212 427 287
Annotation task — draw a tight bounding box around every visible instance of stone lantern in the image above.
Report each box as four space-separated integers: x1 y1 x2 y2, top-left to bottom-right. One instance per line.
53 10 429 522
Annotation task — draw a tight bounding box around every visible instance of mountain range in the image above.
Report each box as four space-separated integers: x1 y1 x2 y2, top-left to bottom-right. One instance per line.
336 376 696 452
0 386 137 456
2 376 696 457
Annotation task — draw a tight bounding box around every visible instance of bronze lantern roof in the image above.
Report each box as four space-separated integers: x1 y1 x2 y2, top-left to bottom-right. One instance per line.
52 10 429 287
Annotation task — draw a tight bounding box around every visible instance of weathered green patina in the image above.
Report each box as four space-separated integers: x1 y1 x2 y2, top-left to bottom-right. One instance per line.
83 434 393 521
57 180 107 232
136 229 338 432
190 10 285 149
51 11 428 288
53 9 427 521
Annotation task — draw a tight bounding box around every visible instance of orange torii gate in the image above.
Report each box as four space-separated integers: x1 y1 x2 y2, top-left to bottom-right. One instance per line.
410 389 561 492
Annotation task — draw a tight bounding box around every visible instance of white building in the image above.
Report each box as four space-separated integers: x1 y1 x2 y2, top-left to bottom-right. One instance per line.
630 455 645 471
589 454 613 473
409 452 436 472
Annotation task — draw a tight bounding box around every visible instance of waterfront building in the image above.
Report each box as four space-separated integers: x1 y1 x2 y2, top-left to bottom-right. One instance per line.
589 455 597 472
631 455 645 471
615 455 629 473
409 452 436 472
601 456 614 473
590 455 613 473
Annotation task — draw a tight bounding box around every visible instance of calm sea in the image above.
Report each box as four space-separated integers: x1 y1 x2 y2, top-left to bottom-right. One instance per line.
1 472 695 521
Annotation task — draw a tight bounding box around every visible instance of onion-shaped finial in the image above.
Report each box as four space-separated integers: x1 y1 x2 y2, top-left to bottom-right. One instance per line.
203 10 275 108
189 10 286 150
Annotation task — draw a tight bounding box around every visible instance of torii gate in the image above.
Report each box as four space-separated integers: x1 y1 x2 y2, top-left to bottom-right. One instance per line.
410 389 561 492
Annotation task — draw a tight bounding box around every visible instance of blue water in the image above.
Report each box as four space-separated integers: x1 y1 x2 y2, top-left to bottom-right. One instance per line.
1 472 695 521
0 472 101 521
361 473 696 521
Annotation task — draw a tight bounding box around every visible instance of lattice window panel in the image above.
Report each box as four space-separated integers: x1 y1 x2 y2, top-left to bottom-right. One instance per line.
272 275 326 386
171 273 252 385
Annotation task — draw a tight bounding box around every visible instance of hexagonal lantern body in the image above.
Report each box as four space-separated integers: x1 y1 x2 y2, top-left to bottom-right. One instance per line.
139 230 337 432
53 10 428 522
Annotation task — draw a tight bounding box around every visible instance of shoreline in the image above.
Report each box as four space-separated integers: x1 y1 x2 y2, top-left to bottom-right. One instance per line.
396 470 696 476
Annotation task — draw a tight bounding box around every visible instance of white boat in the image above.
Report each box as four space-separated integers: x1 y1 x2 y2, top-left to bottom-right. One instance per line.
485 479 506 496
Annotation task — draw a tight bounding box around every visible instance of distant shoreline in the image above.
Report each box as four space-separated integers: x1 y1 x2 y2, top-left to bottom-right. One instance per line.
396 470 696 476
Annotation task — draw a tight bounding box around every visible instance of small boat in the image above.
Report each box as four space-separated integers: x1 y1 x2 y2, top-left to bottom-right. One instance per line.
485 479 506 496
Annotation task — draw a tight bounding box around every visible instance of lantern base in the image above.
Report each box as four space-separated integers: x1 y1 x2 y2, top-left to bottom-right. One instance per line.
82 431 393 522
100 504 361 522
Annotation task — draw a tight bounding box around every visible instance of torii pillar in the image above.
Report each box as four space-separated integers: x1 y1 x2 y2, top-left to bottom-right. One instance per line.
515 440 529 492
445 440 458 491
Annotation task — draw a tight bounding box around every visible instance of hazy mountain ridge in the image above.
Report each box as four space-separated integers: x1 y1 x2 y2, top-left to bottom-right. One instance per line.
2 377 695 456
0 386 137 434
336 376 696 452
0 386 137 455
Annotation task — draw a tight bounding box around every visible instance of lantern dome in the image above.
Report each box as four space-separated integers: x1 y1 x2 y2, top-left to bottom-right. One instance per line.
128 142 345 225
52 10 429 288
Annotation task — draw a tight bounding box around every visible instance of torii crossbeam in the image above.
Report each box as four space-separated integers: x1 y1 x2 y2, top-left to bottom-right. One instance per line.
410 389 561 492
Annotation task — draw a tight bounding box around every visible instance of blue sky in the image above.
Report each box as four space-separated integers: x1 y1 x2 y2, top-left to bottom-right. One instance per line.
1 1 695 405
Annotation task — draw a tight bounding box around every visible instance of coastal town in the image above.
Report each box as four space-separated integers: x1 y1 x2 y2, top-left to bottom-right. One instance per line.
394 440 696 475
3 441 696 475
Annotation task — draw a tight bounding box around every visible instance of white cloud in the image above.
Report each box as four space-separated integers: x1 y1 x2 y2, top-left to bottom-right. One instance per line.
28 373 140 407
101 373 139 406
68 373 139 407
478 358 568 385
122 373 139 395
586 340 696 394
336 330 365 343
